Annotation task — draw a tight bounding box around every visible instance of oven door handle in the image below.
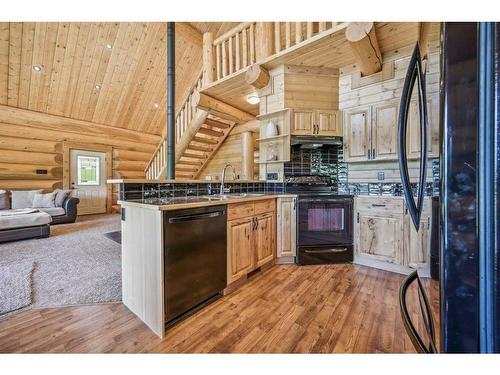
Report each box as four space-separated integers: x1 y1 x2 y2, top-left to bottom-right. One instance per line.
299 199 350 203
304 247 348 254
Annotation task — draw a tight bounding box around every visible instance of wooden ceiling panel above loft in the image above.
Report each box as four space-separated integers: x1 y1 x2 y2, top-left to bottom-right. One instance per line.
0 22 168 135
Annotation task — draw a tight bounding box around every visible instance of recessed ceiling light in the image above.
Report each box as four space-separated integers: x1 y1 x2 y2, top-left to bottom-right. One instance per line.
95 84 101 90
105 44 113 49
33 65 42 72
153 103 159 109
246 95 260 105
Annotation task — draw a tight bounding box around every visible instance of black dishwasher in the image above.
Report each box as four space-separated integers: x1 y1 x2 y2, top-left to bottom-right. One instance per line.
163 205 227 326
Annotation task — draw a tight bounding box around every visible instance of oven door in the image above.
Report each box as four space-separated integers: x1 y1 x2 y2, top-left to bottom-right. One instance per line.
298 197 353 246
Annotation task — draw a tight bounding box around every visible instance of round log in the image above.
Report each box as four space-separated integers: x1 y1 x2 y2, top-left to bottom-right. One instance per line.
345 22 382 76
245 64 270 89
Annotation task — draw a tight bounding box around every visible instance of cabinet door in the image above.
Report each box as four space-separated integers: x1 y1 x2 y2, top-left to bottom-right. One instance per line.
407 95 440 159
316 110 341 136
343 107 370 162
276 197 297 258
227 218 254 284
254 213 275 267
372 101 398 160
291 110 314 135
405 216 430 268
403 199 432 268
356 212 404 264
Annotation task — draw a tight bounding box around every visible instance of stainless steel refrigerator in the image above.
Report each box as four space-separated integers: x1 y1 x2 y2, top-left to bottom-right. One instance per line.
398 22 500 353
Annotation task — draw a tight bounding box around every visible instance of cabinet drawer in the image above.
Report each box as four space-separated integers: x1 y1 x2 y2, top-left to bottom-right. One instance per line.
254 199 276 215
356 197 404 214
227 202 255 220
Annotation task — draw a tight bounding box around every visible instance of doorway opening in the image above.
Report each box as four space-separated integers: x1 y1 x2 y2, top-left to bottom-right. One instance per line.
63 143 112 215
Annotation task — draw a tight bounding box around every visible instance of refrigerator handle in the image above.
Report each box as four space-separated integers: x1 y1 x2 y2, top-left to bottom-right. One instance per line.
398 42 427 231
415 45 429 231
399 270 437 353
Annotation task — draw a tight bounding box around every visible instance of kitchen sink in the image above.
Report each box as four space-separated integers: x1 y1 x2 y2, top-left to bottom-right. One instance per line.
201 193 265 200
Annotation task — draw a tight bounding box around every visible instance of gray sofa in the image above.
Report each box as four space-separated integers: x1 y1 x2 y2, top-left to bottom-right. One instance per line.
0 194 80 243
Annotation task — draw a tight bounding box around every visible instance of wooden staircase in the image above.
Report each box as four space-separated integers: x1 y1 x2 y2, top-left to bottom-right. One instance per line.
144 71 251 180
174 114 236 179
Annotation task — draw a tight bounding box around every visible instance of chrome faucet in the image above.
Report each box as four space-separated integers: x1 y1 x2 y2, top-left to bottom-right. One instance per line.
220 163 236 195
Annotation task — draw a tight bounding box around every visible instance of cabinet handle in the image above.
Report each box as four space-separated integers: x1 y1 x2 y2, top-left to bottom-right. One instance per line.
371 204 386 207
372 148 376 159
368 149 371 160
357 212 360 223
293 199 296 210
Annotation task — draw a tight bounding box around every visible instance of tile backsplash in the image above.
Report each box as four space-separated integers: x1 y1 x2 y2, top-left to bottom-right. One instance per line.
119 181 285 201
284 144 348 193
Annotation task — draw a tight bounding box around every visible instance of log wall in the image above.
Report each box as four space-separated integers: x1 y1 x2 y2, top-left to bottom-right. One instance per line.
0 105 160 205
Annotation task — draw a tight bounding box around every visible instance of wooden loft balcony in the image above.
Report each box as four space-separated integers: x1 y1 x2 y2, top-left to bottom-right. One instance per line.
199 22 440 115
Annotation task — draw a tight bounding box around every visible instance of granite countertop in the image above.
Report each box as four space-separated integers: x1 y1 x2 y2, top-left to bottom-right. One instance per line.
118 193 297 211
107 178 270 184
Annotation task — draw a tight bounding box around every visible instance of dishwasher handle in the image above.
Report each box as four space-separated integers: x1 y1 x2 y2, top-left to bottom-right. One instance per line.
168 210 225 224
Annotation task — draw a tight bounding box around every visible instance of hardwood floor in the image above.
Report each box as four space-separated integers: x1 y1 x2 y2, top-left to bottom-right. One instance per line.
0 264 437 353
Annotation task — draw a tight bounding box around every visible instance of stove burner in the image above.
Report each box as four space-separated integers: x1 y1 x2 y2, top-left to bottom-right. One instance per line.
285 175 331 185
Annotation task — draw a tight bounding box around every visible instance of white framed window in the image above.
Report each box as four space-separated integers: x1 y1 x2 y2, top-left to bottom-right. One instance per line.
77 155 100 186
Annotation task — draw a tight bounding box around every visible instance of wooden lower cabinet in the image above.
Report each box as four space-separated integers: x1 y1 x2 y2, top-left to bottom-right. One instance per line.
356 211 404 265
227 218 255 282
255 213 275 267
276 197 297 260
403 199 432 268
355 196 432 270
227 199 276 285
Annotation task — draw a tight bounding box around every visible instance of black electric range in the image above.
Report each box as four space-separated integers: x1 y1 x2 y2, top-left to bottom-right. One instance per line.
285 176 354 265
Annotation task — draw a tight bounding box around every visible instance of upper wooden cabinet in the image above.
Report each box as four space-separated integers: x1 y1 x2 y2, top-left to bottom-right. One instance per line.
343 94 439 163
343 106 371 162
292 110 314 135
407 95 440 159
372 101 399 160
291 109 341 136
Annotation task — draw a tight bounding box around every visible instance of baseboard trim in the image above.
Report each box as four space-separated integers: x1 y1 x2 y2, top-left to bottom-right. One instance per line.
354 255 414 275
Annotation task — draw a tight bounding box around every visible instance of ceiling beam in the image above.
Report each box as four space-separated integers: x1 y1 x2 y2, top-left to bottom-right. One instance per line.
345 22 383 76
245 64 270 89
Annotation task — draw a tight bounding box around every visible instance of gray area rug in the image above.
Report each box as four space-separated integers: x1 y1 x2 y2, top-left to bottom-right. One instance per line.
0 214 121 314
0 260 35 315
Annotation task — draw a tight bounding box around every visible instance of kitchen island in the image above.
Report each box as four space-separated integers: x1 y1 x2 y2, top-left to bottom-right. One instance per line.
118 193 297 338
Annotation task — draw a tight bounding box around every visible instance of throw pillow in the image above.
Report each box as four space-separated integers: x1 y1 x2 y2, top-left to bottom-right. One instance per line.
53 189 72 207
11 190 43 209
0 190 10 210
32 192 57 208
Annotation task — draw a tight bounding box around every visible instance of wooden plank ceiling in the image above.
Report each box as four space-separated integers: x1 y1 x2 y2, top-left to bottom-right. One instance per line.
0 22 236 137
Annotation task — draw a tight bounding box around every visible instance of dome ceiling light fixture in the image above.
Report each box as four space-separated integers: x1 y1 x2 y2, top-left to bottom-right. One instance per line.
105 44 113 49
95 84 101 90
246 94 260 105
32 65 42 72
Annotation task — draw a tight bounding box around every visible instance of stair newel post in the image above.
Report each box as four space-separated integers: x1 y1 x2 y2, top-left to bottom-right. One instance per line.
202 32 215 88
255 22 274 62
167 22 175 180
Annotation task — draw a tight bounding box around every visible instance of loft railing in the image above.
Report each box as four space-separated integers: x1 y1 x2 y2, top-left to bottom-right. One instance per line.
145 71 204 179
213 22 256 81
205 22 348 86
